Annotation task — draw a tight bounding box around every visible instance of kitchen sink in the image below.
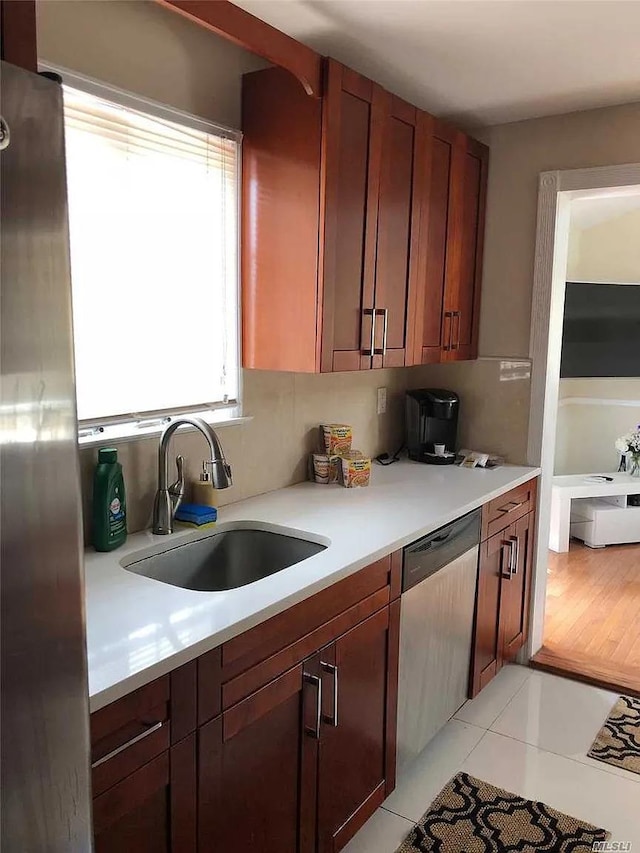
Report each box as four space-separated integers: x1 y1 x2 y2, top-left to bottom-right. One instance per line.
124 526 327 591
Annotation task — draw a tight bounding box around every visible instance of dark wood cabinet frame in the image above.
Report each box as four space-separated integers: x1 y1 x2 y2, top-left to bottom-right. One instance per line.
156 0 323 97
0 0 37 71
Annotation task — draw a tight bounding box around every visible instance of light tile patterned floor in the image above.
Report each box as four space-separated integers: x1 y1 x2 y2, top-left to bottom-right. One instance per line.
343 665 640 853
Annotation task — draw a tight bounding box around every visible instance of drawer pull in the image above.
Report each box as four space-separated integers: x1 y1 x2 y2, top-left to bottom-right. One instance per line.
91 720 164 769
373 308 388 358
497 500 526 516
501 540 513 579
321 662 339 727
304 673 322 740
362 308 376 357
509 535 519 575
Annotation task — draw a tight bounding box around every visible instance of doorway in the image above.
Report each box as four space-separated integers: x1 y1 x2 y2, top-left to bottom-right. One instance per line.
525 163 640 695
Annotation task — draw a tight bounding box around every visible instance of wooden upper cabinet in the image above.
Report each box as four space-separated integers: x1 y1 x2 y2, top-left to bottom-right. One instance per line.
411 116 452 364
321 62 384 372
442 134 489 361
409 120 489 365
373 96 421 369
242 59 421 373
0 0 37 72
241 66 323 373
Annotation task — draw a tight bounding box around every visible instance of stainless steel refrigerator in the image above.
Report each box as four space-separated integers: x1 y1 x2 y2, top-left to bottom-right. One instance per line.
1 61 93 850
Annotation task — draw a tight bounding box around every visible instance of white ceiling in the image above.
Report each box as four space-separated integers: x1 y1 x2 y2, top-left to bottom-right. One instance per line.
234 0 640 127
570 190 640 231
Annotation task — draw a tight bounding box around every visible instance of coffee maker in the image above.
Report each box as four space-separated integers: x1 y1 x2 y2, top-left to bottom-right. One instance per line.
406 389 459 464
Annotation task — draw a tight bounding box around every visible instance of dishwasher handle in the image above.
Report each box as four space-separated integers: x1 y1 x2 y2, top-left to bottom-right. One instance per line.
402 509 481 592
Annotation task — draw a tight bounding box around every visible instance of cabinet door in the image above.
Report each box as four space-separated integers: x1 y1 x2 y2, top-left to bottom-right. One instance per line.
470 530 510 697
92 736 196 853
198 660 320 853
410 118 454 365
0 0 37 71
500 512 535 661
321 60 385 372
317 606 397 853
442 135 488 362
373 96 420 369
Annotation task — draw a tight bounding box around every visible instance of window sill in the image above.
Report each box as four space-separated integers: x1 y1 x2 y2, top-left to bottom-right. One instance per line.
78 407 252 449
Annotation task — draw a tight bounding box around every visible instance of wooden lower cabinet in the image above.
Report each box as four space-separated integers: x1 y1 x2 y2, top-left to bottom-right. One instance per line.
198 662 317 853
93 735 196 853
470 508 536 697
500 512 535 661
317 607 392 852
198 605 398 853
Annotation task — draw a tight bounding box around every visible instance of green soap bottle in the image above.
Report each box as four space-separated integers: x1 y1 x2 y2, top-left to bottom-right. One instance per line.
93 447 127 552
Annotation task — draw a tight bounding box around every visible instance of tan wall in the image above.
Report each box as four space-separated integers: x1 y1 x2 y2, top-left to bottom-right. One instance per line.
475 102 640 359
554 378 640 474
410 358 532 463
79 366 440 538
567 210 640 282
37 0 265 128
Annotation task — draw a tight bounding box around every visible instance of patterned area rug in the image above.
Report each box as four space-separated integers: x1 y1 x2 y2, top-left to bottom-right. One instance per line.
588 695 640 775
395 772 608 852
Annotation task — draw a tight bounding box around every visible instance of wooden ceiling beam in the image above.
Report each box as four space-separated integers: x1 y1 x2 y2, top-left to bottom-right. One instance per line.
156 0 323 98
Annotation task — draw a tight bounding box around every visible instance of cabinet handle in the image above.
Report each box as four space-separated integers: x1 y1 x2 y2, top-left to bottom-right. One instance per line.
321 662 339 727
452 311 461 350
509 535 519 575
304 673 322 740
443 311 452 351
362 308 376 357
501 540 513 580
497 500 526 516
373 308 388 357
91 720 164 768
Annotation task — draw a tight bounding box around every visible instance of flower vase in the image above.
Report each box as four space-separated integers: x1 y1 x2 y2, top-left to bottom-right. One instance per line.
629 453 640 478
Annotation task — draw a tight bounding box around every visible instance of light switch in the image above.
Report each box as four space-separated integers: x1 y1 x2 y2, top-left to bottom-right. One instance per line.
377 387 387 415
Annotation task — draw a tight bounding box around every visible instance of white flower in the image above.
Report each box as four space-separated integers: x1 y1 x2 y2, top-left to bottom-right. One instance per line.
615 436 629 454
617 427 640 455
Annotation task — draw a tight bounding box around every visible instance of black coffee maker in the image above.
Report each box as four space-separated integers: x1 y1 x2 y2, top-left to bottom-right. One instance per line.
406 389 459 464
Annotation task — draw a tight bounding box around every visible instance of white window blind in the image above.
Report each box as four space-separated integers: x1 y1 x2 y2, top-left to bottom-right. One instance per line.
63 84 240 425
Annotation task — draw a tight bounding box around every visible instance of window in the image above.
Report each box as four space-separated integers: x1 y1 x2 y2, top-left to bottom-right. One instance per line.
61 77 240 437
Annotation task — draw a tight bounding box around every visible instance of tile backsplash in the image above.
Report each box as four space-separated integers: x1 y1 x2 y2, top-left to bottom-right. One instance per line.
79 359 532 543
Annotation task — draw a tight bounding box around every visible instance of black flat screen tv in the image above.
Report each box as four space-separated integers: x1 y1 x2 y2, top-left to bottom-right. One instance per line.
560 282 640 378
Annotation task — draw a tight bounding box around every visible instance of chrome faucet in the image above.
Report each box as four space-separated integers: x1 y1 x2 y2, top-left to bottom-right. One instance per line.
152 416 232 535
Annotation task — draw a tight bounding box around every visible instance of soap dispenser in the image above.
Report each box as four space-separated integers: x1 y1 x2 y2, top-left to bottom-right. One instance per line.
191 461 218 508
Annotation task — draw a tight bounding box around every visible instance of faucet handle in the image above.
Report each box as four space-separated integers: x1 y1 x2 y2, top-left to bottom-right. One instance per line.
169 454 186 512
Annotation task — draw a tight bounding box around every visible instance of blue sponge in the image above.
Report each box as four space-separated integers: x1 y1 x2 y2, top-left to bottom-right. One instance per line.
174 503 218 525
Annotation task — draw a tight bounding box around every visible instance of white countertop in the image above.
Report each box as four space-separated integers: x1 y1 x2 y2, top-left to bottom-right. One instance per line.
553 472 640 496
85 459 539 712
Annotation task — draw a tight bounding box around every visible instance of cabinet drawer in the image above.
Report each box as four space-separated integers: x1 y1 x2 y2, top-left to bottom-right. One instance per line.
221 555 393 676
482 478 538 540
91 677 170 797
197 555 399 725
222 587 390 710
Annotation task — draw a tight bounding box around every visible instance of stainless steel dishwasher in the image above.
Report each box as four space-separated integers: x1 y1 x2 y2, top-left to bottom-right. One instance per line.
396 509 481 778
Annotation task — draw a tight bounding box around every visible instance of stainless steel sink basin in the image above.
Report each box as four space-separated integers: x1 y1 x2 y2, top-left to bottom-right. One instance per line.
125 527 327 591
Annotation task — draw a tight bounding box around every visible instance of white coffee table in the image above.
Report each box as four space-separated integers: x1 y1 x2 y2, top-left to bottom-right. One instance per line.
550 473 640 551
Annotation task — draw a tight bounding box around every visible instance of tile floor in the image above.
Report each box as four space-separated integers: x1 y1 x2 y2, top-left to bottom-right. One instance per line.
343 665 640 852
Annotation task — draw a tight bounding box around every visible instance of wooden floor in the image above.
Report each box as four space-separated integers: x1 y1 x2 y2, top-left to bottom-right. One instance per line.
532 541 640 694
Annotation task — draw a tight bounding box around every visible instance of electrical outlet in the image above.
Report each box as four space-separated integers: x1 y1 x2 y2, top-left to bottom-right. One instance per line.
377 387 387 415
